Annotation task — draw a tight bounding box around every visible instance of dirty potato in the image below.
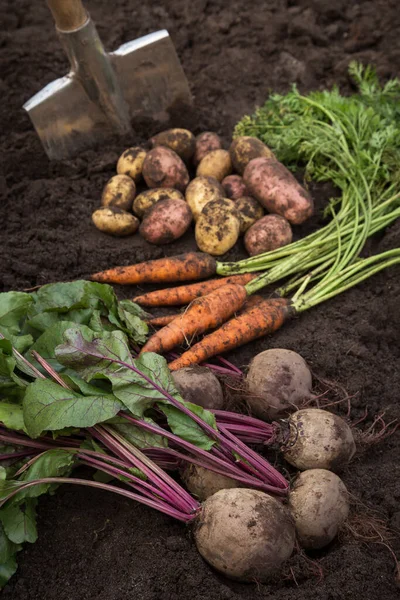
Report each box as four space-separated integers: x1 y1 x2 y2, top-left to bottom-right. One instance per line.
244 214 293 256
143 147 190 192
116 147 147 182
185 176 224 221
195 198 241 255
92 207 139 236
101 174 136 211
229 136 275 175
150 128 196 163
133 188 184 218
234 196 264 234
193 132 222 166
139 198 192 245
196 149 232 182
222 174 249 199
243 157 313 224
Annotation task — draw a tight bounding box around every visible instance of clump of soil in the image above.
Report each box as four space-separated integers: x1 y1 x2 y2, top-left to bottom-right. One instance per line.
1 1 400 599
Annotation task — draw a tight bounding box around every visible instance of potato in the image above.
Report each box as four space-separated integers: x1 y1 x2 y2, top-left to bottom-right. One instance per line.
234 196 264 234
196 149 232 182
181 464 239 501
195 199 241 256
133 188 184 218
194 489 295 582
222 174 249 199
142 147 190 192
101 174 136 211
150 128 196 163
92 207 139 237
246 349 313 419
171 366 224 410
283 408 356 472
229 136 275 175
243 157 314 224
193 132 222 166
288 469 349 550
185 176 224 221
244 214 293 256
139 198 192 245
116 147 147 182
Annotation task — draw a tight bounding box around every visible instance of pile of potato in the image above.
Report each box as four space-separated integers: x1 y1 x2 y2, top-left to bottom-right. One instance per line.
92 129 313 256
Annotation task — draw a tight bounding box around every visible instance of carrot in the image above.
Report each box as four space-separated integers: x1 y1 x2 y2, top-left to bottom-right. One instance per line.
146 295 263 329
134 273 258 307
146 314 179 328
90 252 216 285
139 283 248 355
168 298 292 370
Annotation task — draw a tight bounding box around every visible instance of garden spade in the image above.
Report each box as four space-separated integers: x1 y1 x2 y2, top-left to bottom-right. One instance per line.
23 0 192 160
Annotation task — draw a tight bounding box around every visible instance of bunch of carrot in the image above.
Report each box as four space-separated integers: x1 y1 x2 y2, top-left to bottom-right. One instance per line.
91 247 399 369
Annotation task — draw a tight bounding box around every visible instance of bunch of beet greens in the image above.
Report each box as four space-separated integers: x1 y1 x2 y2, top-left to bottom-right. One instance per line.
0 281 284 586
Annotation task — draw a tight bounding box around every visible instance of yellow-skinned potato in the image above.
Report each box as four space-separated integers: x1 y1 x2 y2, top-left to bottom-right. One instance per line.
92 207 139 237
185 176 224 221
133 188 184 218
195 198 240 256
234 196 264 234
150 128 196 163
193 132 222 166
101 174 136 211
196 149 232 182
229 136 275 175
116 147 147 182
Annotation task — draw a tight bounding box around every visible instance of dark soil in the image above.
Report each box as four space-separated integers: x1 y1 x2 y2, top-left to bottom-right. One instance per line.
1 0 400 598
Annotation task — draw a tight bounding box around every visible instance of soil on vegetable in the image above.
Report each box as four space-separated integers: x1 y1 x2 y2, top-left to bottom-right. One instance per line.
1 0 400 598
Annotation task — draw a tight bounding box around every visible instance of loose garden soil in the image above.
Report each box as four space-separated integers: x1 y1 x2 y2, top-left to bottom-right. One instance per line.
1 1 400 598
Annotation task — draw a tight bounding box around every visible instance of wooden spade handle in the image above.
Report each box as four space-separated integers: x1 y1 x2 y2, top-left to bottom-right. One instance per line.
47 0 88 31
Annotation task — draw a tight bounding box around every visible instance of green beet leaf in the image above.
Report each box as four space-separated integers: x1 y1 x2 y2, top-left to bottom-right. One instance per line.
0 555 18 588
0 340 30 401
24 281 148 345
55 326 217 448
0 522 20 564
55 327 171 416
0 404 26 434
28 321 81 372
160 401 217 450
23 379 122 438
109 419 167 449
0 292 33 353
0 500 38 544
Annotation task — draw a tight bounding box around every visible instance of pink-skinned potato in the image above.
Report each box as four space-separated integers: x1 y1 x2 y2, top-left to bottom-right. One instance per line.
243 157 314 224
193 132 222 166
222 175 249 199
244 214 292 256
139 198 192 245
142 147 190 192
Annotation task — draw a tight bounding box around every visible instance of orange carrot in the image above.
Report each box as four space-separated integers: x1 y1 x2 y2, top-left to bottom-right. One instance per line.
146 295 263 329
139 283 248 355
90 252 216 285
168 298 292 370
146 314 179 328
134 273 258 307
